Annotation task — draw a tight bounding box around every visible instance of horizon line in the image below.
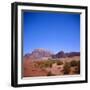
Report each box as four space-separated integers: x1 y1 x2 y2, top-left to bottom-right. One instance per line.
23 48 80 55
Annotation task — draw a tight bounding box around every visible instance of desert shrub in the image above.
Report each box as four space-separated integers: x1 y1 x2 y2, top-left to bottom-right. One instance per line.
34 63 38 67
45 60 57 67
47 71 54 76
47 72 52 76
38 60 53 68
48 59 57 63
39 63 46 68
44 61 52 67
69 60 80 74
70 60 78 67
76 61 80 74
64 62 71 74
36 61 42 66
44 63 50 67
56 60 63 65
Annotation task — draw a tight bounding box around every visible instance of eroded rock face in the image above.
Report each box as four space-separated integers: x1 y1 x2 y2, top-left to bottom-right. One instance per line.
24 48 53 60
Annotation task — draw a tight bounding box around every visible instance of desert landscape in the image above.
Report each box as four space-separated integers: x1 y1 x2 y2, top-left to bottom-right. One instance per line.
23 48 80 77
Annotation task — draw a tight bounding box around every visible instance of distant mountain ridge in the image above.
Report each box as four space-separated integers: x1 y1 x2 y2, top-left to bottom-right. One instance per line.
24 48 80 60
52 51 80 58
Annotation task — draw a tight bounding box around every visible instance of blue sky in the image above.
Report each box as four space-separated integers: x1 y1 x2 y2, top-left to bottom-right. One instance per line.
23 11 80 55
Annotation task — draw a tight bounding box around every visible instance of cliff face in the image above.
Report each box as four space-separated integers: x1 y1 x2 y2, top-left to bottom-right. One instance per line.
24 48 53 60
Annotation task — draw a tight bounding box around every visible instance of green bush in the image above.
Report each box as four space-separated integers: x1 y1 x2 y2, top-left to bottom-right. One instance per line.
70 60 78 67
56 60 63 65
76 61 80 74
64 62 71 74
38 60 53 68
69 60 80 74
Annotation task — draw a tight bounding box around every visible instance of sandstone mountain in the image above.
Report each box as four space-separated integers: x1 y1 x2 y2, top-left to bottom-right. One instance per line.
24 49 80 60
24 48 53 60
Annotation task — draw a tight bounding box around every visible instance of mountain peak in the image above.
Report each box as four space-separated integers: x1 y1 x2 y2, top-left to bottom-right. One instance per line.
34 48 46 51
25 48 53 59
